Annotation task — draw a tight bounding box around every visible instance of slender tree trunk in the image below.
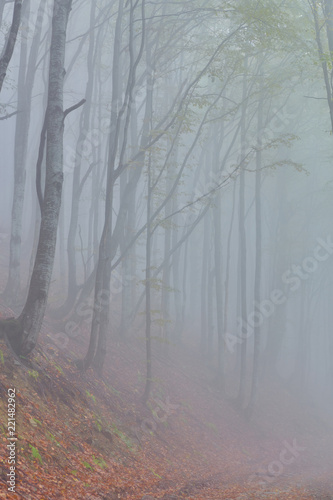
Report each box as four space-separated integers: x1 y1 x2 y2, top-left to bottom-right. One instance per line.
297 287 307 392
224 180 236 336
246 79 263 417
171 213 182 339
58 185 66 287
143 153 152 403
213 148 224 387
120 104 139 337
3 2 29 304
2 0 73 355
79 0 147 372
200 213 210 356
95 2 147 372
161 165 173 352
59 1 96 314
79 0 124 372
237 58 248 407
265 163 289 372
207 267 215 363
311 0 333 131
4 0 46 304
181 238 189 338
0 0 6 26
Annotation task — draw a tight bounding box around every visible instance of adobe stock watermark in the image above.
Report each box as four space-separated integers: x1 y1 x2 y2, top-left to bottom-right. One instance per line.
225 236 333 353
139 396 179 437
247 438 306 491
63 117 111 175
62 82 151 176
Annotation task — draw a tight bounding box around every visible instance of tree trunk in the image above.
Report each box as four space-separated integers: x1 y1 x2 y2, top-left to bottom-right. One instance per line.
200 212 210 357
237 58 248 407
4 0 46 305
65 0 96 308
213 143 224 387
2 0 73 355
246 77 263 417
143 153 152 403
92 2 148 373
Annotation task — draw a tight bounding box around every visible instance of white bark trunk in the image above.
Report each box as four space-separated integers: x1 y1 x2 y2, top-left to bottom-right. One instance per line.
15 0 72 355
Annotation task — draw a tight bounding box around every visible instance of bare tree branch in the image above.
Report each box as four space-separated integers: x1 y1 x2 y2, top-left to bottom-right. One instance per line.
63 98 86 121
0 0 22 92
0 110 18 120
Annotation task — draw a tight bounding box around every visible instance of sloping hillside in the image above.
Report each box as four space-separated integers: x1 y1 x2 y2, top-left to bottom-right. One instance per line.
1 309 333 500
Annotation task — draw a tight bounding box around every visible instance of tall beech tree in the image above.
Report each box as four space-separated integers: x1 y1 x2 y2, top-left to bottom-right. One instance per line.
0 0 74 355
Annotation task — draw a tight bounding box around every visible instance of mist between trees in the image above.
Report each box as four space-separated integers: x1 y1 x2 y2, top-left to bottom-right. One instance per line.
1 0 333 415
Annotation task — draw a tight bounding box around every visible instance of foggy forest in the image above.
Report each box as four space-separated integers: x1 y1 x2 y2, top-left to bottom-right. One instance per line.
1 0 333 498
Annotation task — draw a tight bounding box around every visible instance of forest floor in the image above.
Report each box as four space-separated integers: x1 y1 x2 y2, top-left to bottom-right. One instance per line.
0 303 333 499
